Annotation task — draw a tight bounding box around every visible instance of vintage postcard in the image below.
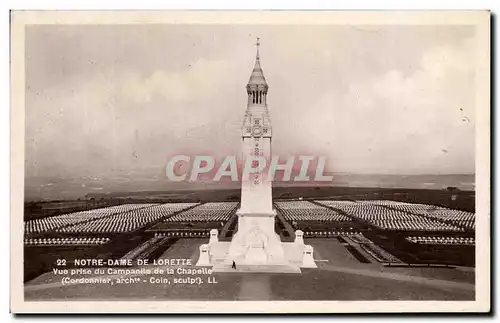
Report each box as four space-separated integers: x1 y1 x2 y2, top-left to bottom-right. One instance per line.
10 10 490 313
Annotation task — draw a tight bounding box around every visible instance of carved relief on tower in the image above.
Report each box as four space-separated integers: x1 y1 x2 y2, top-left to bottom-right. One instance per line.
245 226 269 249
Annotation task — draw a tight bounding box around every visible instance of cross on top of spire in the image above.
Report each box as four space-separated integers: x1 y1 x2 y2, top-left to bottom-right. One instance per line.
255 37 260 60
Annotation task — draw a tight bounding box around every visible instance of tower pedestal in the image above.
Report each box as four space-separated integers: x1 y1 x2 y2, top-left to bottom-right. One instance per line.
196 213 317 272
225 209 287 266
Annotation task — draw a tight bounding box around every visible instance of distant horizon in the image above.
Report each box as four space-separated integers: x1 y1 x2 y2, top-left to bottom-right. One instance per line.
24 173 475 201
25 172 476 180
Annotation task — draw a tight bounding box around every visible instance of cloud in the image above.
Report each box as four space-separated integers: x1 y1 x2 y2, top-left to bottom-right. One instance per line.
291 37 475 174
25 56 248 177
120 59 229 104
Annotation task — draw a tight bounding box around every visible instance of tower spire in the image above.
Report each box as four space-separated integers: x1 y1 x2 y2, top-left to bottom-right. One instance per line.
247 37 267 87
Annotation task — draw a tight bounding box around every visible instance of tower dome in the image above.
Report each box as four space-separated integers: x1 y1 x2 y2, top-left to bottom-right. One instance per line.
247 37 268 106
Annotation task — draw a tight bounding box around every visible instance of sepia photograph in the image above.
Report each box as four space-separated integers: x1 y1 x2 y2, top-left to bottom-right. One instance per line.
10 10 490 313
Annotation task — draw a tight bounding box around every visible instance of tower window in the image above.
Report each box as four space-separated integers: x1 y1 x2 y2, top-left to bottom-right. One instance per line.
254 119 260 125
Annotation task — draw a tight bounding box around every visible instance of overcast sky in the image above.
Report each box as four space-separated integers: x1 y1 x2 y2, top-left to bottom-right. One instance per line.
25 24 476 178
